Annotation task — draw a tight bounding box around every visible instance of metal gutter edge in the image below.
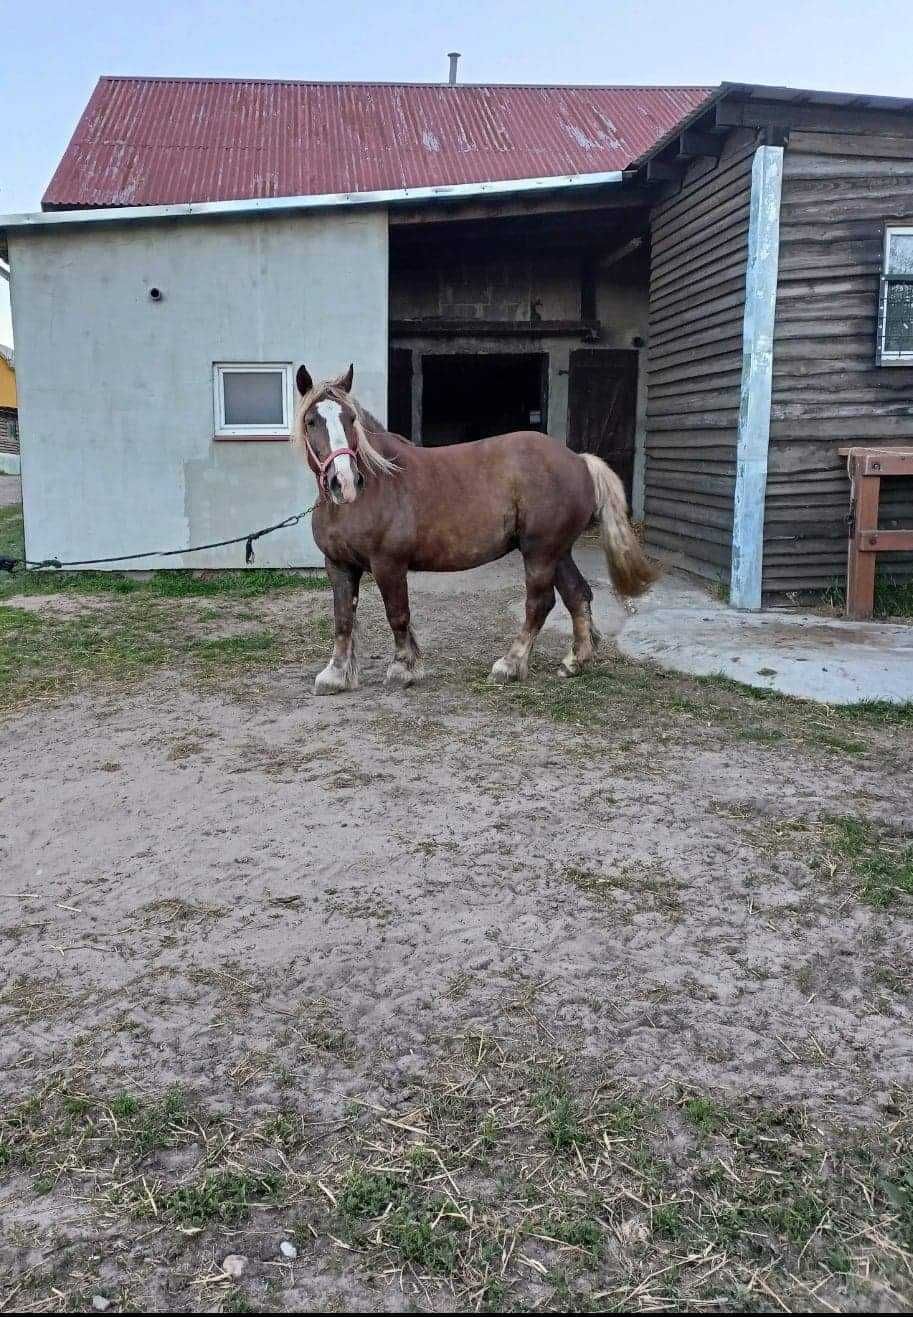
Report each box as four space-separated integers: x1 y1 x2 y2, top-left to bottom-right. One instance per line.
0 170 626 238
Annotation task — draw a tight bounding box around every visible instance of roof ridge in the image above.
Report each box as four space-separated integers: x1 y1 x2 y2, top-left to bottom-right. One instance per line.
96 74 715 92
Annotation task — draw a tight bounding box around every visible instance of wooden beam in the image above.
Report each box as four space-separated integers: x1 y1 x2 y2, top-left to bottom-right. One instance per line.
846 457 880 618
645 159 685 182
856 529 913 552
597 235 645 270
838 446 913 478
388 185 656 226
676 130 722 160
390 318 601 339
715 96 913 140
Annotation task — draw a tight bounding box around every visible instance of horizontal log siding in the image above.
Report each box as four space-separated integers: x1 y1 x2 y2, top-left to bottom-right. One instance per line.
644 129 758 582
0 409 18 455
765 124 913 591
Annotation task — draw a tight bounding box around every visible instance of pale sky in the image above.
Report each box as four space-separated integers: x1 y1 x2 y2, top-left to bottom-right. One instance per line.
3 0 913 343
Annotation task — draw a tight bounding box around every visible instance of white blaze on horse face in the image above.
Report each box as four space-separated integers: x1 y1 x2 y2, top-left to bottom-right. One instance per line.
316 400 358 503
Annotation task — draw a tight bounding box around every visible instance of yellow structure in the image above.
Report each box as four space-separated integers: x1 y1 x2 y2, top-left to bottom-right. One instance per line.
0 347 15 410
0 345 19 468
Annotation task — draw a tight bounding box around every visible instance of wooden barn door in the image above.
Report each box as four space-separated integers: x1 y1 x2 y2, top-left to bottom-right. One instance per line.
567 349 638 501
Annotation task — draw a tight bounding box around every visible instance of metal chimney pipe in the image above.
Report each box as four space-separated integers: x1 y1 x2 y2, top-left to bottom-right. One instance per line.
447 52 461 86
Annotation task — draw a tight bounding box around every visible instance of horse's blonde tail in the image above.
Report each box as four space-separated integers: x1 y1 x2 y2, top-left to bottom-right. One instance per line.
580 453 659 598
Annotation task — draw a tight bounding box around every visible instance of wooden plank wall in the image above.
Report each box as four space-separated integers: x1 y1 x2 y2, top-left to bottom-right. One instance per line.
644 128 759 582
766 118 913 590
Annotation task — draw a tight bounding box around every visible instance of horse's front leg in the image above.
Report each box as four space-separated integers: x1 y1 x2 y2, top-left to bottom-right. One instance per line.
314 558 363 695
373 559 424 687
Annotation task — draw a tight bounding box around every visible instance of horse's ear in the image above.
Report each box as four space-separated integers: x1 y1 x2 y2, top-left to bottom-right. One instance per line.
296 365 313 396
337 363 354 394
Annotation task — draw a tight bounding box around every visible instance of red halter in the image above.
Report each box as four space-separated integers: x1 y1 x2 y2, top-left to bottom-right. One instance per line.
303 428 360 499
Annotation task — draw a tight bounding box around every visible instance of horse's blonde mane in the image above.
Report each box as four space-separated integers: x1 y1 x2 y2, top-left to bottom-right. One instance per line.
291 381 399 478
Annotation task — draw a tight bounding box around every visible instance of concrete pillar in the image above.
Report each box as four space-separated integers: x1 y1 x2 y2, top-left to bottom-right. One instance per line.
729 145 783 611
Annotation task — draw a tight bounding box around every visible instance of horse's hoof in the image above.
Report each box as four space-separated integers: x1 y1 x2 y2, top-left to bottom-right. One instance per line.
385 659 422 687
314 664 356 696
558 657 580 679
489 657 521 684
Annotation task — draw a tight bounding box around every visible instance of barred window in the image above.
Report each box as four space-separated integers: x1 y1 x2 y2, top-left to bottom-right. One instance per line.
877 228 913 364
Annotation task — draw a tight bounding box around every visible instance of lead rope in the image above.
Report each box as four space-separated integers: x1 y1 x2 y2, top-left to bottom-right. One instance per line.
0 499 320 574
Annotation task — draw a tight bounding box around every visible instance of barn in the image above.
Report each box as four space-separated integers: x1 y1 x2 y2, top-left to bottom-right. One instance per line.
3 75 913 602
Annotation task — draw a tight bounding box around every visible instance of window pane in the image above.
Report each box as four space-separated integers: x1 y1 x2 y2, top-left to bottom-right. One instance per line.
222 370 284 426
884 281 913 354
887 232 913 276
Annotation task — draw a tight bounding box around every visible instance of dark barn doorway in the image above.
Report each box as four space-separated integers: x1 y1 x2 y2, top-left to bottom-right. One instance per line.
388 348 414 440
420 353 547 447
567 349 639 501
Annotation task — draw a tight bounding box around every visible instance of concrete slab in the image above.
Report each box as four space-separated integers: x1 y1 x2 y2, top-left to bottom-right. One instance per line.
501 546 913 708
618 606 913 706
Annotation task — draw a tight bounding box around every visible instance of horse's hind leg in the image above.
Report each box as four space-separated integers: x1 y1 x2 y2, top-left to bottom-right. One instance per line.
374 558 424 687
314 558 362 695
490 555 556 683
554 554 600 679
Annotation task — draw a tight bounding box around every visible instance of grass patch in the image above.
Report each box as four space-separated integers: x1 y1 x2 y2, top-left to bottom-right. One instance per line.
150 1168 284 1227
0 500 24 560
534 1074 587 1153
827 816 913 908
822 572 913 619
0 596 177 711
479 650 913 760
383 1207 461 1273
681 1095 730 1136
1 566 327 600
837 699 913 727
338 1170 462 1274
738 726 786 744
809 730 867 754
127 1087 191 1156
0 1082 201 1183
539 1211 603 1254
488 660 671 726
338 1169 408 1220
883 1153 913 1252
5 1063 913 1310
195 630 278 661
0 583 330 712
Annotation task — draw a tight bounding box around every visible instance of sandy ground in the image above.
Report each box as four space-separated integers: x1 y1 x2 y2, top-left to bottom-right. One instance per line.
2 563 913 1313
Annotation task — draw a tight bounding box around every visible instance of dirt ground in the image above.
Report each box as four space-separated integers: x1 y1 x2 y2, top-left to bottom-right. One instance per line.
2 559 913 1314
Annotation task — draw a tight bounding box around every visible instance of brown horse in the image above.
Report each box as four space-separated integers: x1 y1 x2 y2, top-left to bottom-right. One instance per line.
292 364 657 695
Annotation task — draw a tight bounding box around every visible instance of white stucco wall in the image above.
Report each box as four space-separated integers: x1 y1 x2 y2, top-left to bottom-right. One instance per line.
9 209 388 569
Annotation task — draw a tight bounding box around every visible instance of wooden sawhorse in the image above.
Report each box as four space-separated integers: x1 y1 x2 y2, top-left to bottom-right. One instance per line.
840 445 913 619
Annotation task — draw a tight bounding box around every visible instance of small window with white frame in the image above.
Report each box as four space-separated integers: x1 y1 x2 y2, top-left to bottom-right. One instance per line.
877 227 913 365
213 363 293 438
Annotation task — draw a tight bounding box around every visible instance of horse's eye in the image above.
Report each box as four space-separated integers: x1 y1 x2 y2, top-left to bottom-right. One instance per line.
307 418 315 428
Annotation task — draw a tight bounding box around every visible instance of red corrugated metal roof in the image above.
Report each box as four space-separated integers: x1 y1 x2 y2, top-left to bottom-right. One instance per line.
43 77 714 209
